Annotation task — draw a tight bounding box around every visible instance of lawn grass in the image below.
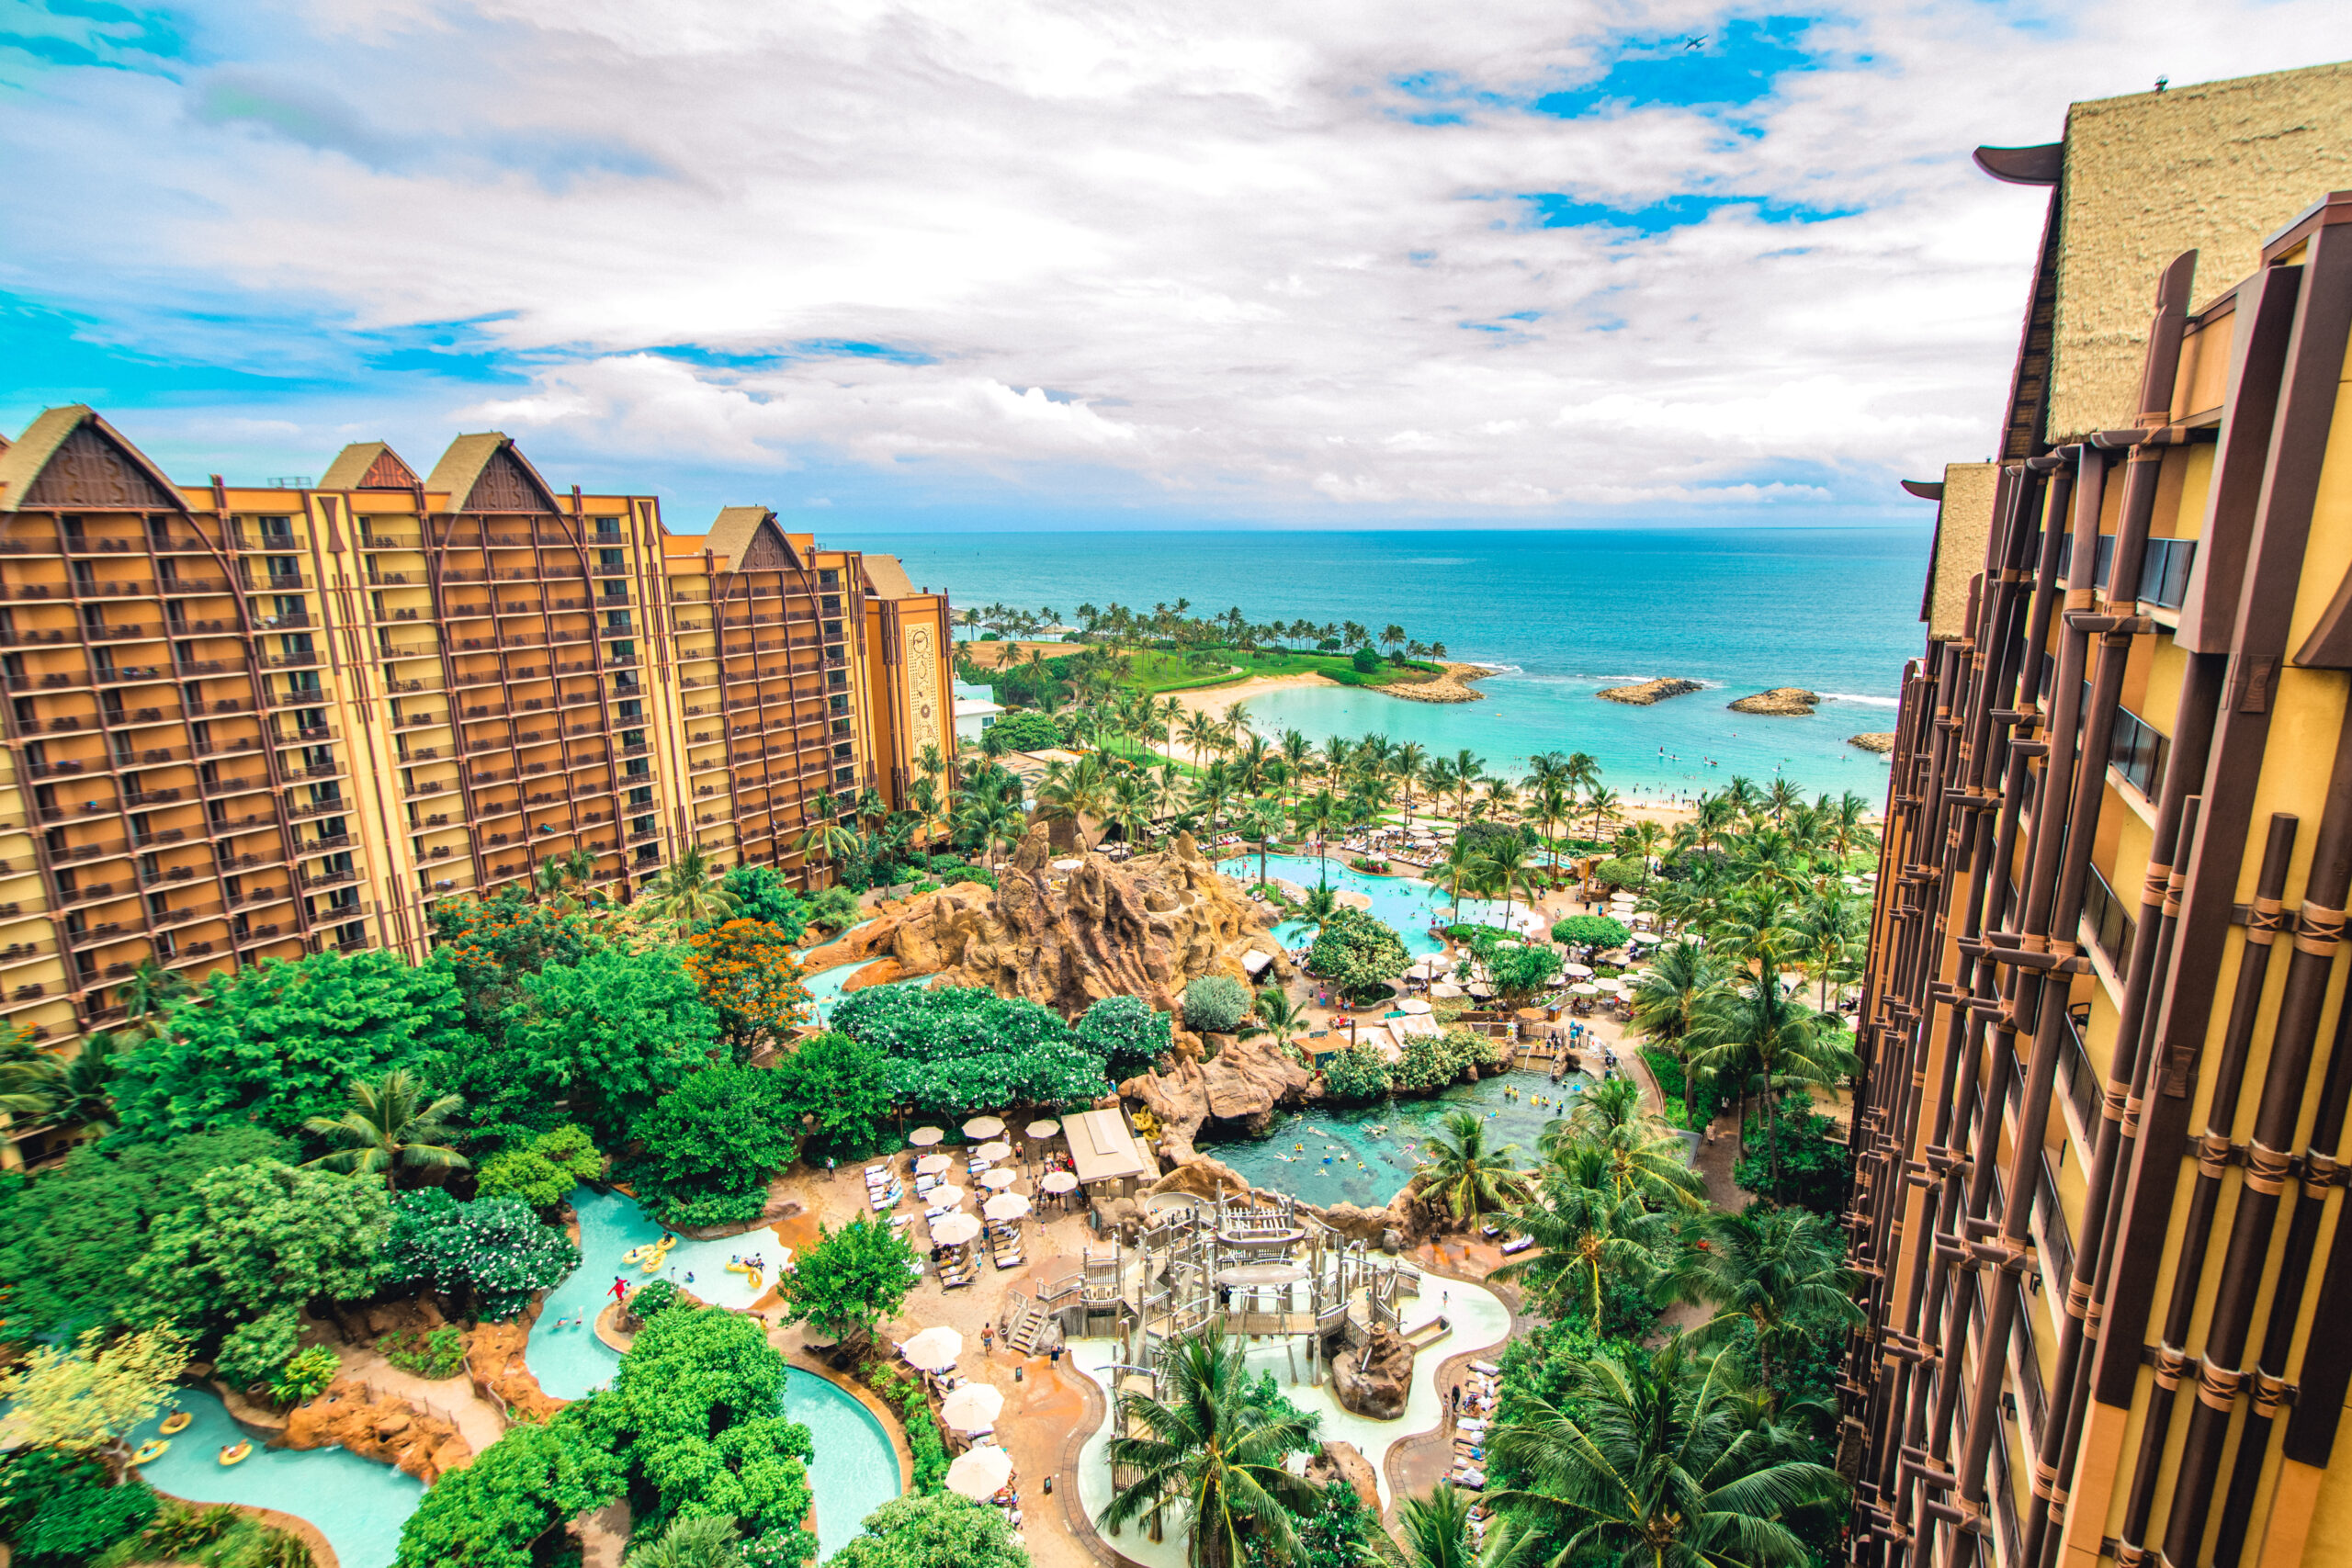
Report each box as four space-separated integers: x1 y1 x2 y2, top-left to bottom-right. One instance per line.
1116 646 1447 694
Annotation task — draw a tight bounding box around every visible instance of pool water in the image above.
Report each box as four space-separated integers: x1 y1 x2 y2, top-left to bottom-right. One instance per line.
1242 853 1547 958
130 1389 424 1568
787 1367 901 1559
802 960 933 1021
1202 1067 1595 1209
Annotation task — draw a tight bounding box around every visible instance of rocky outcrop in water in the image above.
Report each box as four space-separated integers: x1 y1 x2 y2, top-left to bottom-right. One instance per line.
1333 1325 1416 1420
1123 1032 1318 1156
812 827 1290 1017
466 1317 566 1421
1849 732 1897 753
280 1378 472 1482
1597 677 1703 705
1728 687 1821 716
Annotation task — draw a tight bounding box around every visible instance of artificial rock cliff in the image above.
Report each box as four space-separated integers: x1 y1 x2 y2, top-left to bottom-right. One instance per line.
280 1377 472 1482
808 826 1291 1017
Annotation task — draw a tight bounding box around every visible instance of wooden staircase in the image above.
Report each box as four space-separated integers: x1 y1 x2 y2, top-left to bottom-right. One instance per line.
1002 1292 1051 1355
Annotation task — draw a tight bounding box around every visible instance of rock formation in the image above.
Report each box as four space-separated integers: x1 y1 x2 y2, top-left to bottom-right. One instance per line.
280 1377 472 1482
1596 677 1703 705
1332 1325 1416 1420
1728 687 1821 716
811 827 1290 1016
1306 1441 1384 1513
465 1318 566 1422
1849 731 1897 753
1123 1033 1317 1157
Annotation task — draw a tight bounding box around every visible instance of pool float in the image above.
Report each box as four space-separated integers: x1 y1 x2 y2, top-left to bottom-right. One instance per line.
219 1441 253 1466
131 1439 169 1465
639 1235 681 1273
159 1410 192 1436
725 1258 764 1292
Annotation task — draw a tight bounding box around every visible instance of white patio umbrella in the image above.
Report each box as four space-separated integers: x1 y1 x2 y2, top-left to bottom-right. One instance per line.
909 1127 944 1147
1025 1119 1062 1139
901 1326 963 1371
974 1141 1013 1162
1397 998 1432 1015
915 1154 954 1176
932 1213 983 1245
939 1382 1005 1434
946 1446 1013 1499
1430 981 1464 998
978 1168 1019 1190
962 1116 1006 1139
984 1191 1032 1221
1562 962 1593 977
1039 1171 1079 1194
1568 983 1601 997
927 1184 968 1209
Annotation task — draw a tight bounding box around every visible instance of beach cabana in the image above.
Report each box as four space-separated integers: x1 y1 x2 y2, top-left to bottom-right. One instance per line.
1065 1107 1154 1198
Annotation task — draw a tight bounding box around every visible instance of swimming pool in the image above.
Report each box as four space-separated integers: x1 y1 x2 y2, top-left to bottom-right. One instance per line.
130 1389 424 1568
788 1367 901 1559
1241 853 1547 958
1202 1068 1595 1209
802 960 933 1021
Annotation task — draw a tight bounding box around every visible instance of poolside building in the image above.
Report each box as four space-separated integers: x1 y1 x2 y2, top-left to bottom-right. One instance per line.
0 410 951 1058
1843 62 2352 1568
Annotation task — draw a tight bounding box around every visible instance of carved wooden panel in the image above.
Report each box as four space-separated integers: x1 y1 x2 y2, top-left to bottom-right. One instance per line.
466 446 553 513
739 522 792 570
21 423 178 510
360 448 419 490
905 623 942 759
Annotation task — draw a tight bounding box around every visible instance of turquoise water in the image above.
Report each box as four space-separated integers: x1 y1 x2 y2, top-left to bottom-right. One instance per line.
842 527 1921 798
130 1389 424 1568
787 1367 901 1559
1203 1068 1594 1209
802 960 932 1021
1241 852 1542 958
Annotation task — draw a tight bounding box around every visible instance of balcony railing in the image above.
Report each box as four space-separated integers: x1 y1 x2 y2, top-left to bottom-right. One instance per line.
2137 537 2197 609
2082 864 2136 976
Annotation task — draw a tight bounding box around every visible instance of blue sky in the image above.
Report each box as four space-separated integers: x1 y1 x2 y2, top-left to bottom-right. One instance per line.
1 1 2345 532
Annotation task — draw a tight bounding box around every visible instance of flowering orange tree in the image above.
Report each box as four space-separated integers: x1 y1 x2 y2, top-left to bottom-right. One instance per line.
683 919 813 1052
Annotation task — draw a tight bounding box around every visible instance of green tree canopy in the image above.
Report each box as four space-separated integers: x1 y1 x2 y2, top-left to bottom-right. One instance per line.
984 710 1063 750
772 1032 896 1161
473 945 723 1144
112 950 470 1145
1549 915 1630 951
386 1189 580 1322
777 1215 919 1346
130 1158 392 1387
831 986 1112 1114
1319 1044 1389 1104
1073 995 1173 1079
628 1065 799 1227
474 1123 606 1213
0 1126 285 1339
396 1414 624 1568
427 888 594 1036
720 863 811 941
1306 908 1409 1003
828 1493 1034 1568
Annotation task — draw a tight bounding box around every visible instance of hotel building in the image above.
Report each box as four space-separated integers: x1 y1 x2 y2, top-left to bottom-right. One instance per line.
0 410 951 1055
1844 62 2352 1568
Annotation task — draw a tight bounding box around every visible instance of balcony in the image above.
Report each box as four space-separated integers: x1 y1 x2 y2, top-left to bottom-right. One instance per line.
2138 537 2197 610
227 884 289 909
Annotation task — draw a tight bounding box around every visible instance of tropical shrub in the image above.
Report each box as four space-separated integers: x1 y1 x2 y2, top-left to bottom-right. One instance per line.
626 1277 683 1326
1181 975 1252 1034
1734 1092 1855 1214
807 884 865 932
1391 1028 1499 1093
831 986 1112 1113
396 1414 622 1568
270 1344 340 1406
379 1325 469 1381
985 710 1064 750
385 1190 579 1322
827 1493 1032 1568
1442 922 1515 947
1306 908 1409 1002
869 1364 953 1494
628 1065 799 1224
1641 1045 1726 1129
777 1216 919 1346
1319 1045 1390 1104
1551 914 1631 950
474 1124 605 1214
1455 819 1532 859
1479 941 1563 1004
1593 855 1652 889
15 1473 158 1566
1074 995 1173 1077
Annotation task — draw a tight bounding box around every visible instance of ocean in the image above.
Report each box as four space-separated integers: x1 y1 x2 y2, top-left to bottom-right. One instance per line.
831 527 1932 802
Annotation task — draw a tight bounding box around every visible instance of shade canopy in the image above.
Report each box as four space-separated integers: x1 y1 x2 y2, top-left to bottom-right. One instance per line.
978 1168 1019 1190
928 1185 968 1208
909 1127 945 1146
1039 1171 1079 1193
1025 1120 1062 1139
1568 983 1601 996
915 1154 954 1176
1397 998 1432 1015
1065 1108 1154 1185
946 1446 1014 1499
983 1191 1032 1221
1430 982 1464 998
962 1117 1006 1139
1562 962 1593 978
931 1213 983 1245
1216 1262 1308 1287
973 1141 1013 1162
939 1382 1005 1434
901 1326 963 1371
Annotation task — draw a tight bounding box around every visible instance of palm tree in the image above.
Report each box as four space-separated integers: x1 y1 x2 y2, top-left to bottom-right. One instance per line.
534 846 598 908
1392 741 1428 824
1531 775 1574 877
623 1515 742 1568
1581 784 1622 841
0 1031 126 1144
1764 777 1804 822
1826 790 1880 862
1420 756 1460 825
1278 729 1316 812
1413 1110 1531 1226
114 959 190 1041
1296 881 1340 938
1297 790 1340 880
1180 710 1219 770
1436 836 1482 925
1481 776 1520 819
1657 1206 1862 1393
1796 890 1867 1013
302 1069 469 1186
1241 797 1285 884
1099 1324 1319 1568
1722 774 1764 822
955 782 1025 872
644 843 736 929
1684 980 1856 1199
1448 749 1486 823
1481 1337 1843 1568
1628 942 1731 1128
1493 1146 1669 1323
1548 1079 1708 1210
1480 836 1540 930
1400 1483 1476 1568
1039 753 1114 840
1253 985 1306 1057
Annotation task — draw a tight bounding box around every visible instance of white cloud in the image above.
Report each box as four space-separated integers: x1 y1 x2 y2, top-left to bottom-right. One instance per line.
3 0 2349 515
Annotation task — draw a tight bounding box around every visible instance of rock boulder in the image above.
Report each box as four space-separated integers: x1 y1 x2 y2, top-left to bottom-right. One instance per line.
466 1318 566 1422
1728 687 1821 716
280 1377 472 1482
1332 1326 1416 1421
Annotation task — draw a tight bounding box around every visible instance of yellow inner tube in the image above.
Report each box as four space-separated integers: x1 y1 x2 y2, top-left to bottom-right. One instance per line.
725 1259 763 1292
219 1442 253 1466
159 1411 192 1436
131 1439 169 1464
639 1235 680 1273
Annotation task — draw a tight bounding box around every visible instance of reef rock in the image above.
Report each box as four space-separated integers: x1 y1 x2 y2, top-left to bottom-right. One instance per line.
280 1377 472 1482
1728 687 1821 716
1332 1325 1416 1421
1147 1156 1253 1203
1123 1034 1316 1158
838 828 1290 1016
466 1318 566 1422
1597 677 1703 705
1849 731 1897 754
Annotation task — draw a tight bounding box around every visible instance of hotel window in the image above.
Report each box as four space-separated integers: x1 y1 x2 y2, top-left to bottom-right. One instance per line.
2109 705 2169 799
2138 538 2197 609
2081 865 2135 976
